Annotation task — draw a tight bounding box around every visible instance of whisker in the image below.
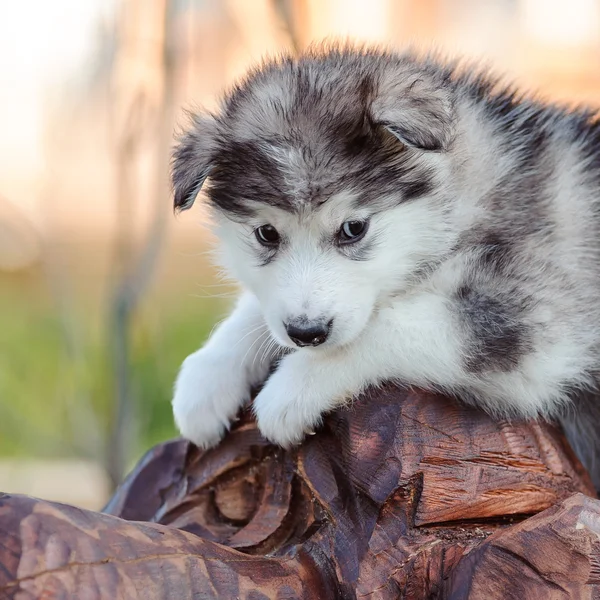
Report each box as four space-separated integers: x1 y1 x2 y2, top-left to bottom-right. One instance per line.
233 323 268 350
259 337 278 367
190 292 238 299
241 329 270 367
253 334 274 371
175 249 215 259
193 282 238 289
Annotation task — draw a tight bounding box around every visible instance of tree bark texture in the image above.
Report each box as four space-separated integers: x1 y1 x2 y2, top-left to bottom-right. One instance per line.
1 386 599 599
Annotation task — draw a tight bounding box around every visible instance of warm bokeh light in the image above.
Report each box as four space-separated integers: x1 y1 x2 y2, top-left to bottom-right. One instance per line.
520 0 600 46
3 0 600 234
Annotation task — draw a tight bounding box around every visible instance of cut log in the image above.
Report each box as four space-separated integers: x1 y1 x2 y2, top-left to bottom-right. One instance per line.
0 385 598 599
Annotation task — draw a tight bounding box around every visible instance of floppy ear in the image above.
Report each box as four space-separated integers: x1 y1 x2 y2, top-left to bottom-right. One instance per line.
371 68 454 152
171 113 218 211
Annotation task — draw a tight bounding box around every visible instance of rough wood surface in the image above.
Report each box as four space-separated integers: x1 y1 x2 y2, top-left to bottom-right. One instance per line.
1 385 599 599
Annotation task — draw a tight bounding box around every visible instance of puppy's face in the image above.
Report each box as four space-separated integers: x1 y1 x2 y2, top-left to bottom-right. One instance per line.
213 191 450 350
172 48 456 350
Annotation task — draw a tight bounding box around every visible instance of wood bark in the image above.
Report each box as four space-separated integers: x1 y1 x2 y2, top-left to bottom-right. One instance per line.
1 386 599 599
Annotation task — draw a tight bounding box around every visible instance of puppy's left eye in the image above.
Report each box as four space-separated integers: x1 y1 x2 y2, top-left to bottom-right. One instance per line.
338 220 369 244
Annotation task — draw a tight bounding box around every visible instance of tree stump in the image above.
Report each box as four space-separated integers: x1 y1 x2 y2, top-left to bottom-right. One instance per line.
1 385 599 599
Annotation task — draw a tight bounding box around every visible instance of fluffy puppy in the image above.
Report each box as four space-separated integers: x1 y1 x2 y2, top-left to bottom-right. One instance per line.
171 45 600 486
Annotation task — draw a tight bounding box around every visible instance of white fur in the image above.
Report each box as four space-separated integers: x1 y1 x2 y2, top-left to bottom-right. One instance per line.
172 292 277 448
174 190 460 447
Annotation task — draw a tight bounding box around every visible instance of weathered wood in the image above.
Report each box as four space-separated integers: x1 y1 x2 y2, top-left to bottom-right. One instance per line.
446 493 600 598
0 385 598 599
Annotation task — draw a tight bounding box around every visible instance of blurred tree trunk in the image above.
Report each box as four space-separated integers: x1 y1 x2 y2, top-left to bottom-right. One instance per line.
107 0 175 488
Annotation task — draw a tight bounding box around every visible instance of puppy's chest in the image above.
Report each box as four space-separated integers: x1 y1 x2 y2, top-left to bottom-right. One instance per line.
375 291 468 385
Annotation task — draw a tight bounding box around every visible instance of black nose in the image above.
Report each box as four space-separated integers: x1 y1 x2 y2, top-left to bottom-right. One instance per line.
285 319 331 347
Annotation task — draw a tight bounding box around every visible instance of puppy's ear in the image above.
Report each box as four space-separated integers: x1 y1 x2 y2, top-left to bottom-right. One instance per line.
371 68 454 152
171 113 218 211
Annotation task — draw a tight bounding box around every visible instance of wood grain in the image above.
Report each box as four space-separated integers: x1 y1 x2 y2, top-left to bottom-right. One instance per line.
1 385 598 599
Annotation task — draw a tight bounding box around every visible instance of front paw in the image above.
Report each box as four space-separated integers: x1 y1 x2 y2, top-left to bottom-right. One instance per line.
253 357 329 447
172 350 250 449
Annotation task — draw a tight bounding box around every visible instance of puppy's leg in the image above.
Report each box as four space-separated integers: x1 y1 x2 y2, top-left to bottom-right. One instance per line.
173 292 278 448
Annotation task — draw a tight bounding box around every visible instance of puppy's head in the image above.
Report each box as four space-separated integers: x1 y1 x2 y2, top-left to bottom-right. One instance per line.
172 46 456 350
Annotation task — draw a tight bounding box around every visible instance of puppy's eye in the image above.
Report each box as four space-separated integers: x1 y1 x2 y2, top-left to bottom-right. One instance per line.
255 224 280 246
338 220 369 244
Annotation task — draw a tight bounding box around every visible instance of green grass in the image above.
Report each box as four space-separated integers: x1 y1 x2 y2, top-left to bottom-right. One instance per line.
0 256 230 468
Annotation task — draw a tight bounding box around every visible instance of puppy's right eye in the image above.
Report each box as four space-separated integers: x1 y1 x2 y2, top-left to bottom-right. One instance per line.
255 224 280 247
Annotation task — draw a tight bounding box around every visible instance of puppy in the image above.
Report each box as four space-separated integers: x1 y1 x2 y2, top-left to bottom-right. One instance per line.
171 44 600 486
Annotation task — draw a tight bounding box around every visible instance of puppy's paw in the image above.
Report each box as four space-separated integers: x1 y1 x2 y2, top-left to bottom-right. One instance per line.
172 350 250 449
253 355 328 447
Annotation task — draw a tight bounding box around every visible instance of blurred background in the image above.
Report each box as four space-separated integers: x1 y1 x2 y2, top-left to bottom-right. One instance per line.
2 0 600 509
